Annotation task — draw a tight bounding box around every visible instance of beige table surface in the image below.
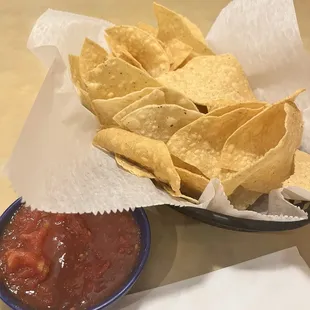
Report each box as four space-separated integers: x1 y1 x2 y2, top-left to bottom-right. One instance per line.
1 0 310 309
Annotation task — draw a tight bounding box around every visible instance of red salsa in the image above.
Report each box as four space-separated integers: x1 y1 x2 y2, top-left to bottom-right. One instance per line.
0 206 141 309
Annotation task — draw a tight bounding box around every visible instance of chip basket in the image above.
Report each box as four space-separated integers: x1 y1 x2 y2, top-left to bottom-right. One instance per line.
171 203 310 232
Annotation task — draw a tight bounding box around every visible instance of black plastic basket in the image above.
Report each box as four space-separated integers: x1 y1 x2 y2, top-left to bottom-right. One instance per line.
171 202 310 232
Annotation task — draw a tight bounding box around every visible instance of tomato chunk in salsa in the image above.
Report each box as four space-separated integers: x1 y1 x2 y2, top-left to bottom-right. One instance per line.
0 205 141 309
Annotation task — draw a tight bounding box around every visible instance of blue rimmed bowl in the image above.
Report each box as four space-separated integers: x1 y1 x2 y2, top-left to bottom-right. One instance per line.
0 198 151 310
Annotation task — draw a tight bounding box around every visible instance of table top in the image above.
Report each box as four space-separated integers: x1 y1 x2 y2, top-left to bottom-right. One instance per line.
1 0 310 309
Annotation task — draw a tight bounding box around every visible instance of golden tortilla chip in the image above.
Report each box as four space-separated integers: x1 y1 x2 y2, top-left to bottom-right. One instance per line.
105 35 145 71
79 88 93 113
178 51 198 68
161 87 198 111
157 54 257 111
165 38 193 70
116 49 145 71
151 40 174 66
87 57 160 100
136 21 179 67
68 55 86 90
113 87 198 126
161 183 199 204
176 167 209 198
120 104 202 142
136 22 158 36
68 55 93 112
208 102 268 117
276 89 305 105
105 25 170 77
79 38 108 81
172 155 204 175
113 88 166 125
154 2 213 55
93 128 180 192
228 186 262 210
92 88 155 127
218 169 246 196
221 97 303 193
283 150 310 191
167 107 263 179
115 154 155 179
203 99 268 112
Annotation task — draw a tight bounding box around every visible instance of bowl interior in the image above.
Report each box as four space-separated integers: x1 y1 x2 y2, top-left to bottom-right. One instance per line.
0 199 151 310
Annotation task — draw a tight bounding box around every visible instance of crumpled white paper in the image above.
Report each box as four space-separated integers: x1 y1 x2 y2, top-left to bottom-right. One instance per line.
111 247 310 310
4 0 310 221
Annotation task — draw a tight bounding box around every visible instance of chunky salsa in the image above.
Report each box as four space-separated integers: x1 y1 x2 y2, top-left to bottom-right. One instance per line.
0 205 141 309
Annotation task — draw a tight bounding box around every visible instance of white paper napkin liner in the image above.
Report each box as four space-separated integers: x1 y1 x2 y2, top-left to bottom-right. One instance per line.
205 179 307 221
268 188 307 218
3 1 310 221
112 247 310 310
27 9 113 68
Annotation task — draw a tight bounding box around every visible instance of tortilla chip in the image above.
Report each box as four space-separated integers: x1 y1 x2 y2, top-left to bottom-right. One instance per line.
221 102 299 171
161 87 198 111
105 35 145 71
79 38 108 81
176 167 209 198
221 98 303 193
157 54 257 111
87 57 160 100
105 25 170 77
68 55 93 112
113 87 198 126
136 21 182 67
228 186 262 210
154 2 212 55
178 51 198 68
165 38 193 70
120 104 202 142
163 47 174 65
161 183 199 204
115 154 155 179
276 89 306 105
167 107 263 179
68 55 86 90
208 102 268 117
202 99 268 113
172 155 204 175
217 169 246 196
113 88 165 125
200 100 234 112
93 128 180 192
283 150 310 191
136 22 158 36
116 49 145 71
78 88 93 113
92 88 155 127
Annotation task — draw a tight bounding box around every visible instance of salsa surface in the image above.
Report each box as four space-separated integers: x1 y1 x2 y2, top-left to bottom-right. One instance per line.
0 206 141 309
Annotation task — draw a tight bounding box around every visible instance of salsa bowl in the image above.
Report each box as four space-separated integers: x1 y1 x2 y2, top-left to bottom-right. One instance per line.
0 198 151 310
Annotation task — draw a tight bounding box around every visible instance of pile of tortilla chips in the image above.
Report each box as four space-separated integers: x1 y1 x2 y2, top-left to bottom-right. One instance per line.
69 2 309 210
